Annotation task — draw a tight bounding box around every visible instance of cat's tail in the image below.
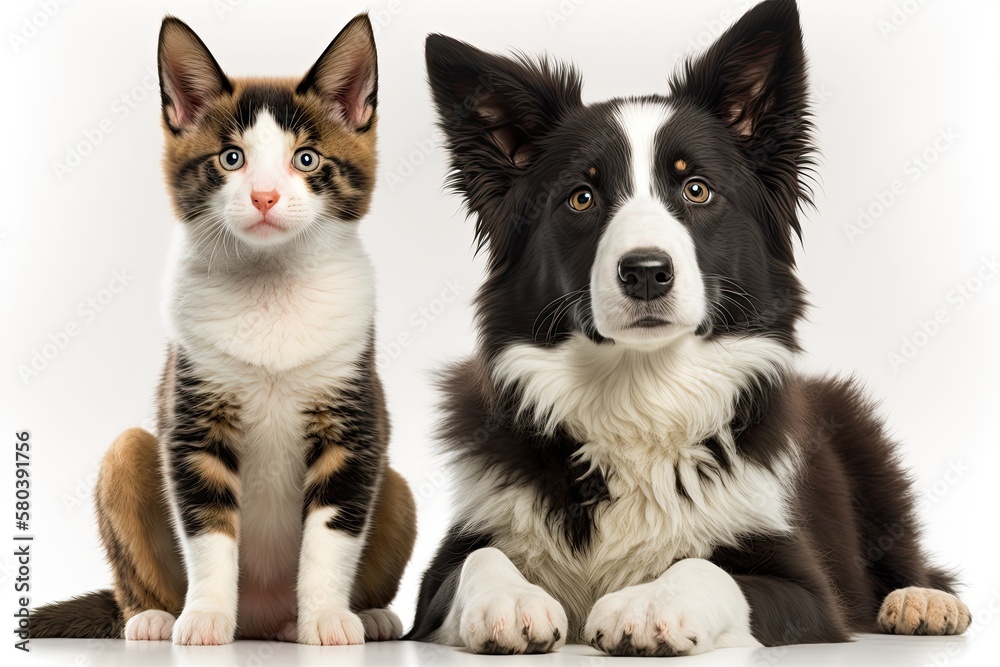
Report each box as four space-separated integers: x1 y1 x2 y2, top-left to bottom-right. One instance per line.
29 589 124 638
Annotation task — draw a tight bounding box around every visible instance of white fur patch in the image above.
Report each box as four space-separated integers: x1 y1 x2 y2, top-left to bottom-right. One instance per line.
296 509 366 645
448 333 798 637
172 533 239 645
493 332 792 441
616 101 669 198
584 558 760 655
438 547 568 654
163 225 374 372
590 101 707 345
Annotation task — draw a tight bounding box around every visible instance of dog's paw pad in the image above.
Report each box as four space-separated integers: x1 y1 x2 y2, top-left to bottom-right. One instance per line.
125 610 176 641
878 587 971 635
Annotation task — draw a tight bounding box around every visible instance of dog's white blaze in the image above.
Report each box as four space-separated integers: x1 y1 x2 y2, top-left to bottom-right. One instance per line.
450 333 799 638
591 101 707 344
617 100 668 198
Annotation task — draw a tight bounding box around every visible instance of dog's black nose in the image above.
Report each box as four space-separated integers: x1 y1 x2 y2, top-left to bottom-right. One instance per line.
618 251 674 300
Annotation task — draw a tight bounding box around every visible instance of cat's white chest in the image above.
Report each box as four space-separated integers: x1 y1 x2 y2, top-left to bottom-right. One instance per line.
164 235 374 372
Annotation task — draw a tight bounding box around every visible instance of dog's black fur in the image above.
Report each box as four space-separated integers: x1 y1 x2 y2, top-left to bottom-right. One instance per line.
407 0 962 654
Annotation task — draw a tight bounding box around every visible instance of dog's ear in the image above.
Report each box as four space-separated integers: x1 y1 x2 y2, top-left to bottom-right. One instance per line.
670 0 811 257
670 0 807 141
425 35 582 223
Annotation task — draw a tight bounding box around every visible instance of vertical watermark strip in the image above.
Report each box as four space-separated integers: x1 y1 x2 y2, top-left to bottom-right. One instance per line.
13 430 32 652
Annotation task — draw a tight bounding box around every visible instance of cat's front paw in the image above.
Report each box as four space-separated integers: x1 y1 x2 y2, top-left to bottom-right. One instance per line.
298 610 366 646
172 609 236 645
125 610 176 641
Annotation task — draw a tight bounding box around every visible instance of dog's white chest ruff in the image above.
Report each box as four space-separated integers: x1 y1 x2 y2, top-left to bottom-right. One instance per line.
583 434 795 587
454 334 800 626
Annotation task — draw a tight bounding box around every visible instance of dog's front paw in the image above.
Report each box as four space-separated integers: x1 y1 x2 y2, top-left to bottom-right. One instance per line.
298 610 366 646
584 559 759 656
459 585 567 654
585 585 701 656
125 610 176 641
878 587 972 635
172 609 236 645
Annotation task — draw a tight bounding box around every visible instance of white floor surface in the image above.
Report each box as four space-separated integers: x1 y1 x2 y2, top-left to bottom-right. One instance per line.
22 634 995 667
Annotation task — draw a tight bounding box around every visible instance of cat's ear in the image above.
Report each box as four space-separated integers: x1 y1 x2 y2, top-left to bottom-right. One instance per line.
158 17 232 133
669 0 807 141
424 35 582 210
297 14 378 131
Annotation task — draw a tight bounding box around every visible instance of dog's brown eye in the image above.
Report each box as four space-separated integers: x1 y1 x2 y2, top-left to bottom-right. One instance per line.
682 178 712 204
568 188 594 212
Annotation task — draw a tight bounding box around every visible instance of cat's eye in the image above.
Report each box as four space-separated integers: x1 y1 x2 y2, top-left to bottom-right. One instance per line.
293 149 320 172
219 148 245 171
568 188 594 212
682 178 712 204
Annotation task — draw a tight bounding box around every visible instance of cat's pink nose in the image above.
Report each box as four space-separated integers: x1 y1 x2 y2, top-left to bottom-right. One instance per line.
251 190 280 214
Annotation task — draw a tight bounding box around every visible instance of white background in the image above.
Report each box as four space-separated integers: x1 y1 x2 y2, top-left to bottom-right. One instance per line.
2 0 999 665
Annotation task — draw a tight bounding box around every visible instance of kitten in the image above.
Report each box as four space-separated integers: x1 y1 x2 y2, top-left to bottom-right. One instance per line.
31 14 415 645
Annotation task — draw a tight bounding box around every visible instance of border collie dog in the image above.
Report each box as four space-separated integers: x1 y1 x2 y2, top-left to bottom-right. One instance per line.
406 0 969 657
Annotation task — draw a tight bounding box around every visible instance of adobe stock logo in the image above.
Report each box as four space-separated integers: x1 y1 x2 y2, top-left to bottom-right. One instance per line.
887 255 999 371
17 269 135 385
375 279 465 370
845 127 958 244
877 0 931 40
7 0 73 53
50 66 159 181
